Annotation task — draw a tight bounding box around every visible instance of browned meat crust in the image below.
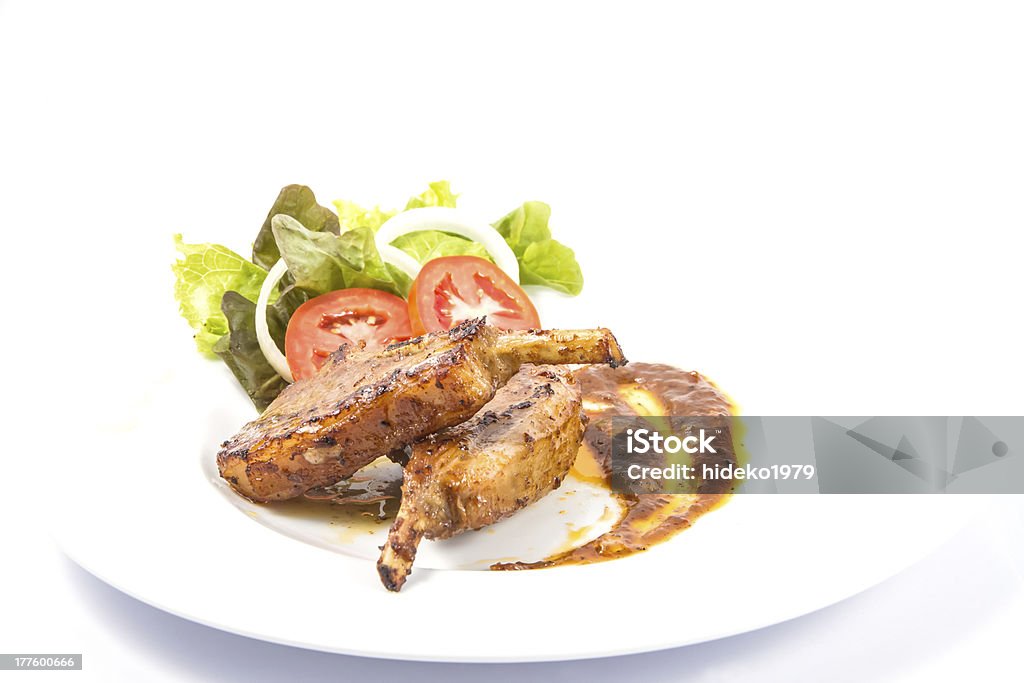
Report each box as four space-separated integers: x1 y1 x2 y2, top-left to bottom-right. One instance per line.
217 318 624 502
377 364 586 591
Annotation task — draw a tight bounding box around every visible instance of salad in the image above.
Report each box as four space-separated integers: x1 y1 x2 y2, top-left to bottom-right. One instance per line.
173 181 584 410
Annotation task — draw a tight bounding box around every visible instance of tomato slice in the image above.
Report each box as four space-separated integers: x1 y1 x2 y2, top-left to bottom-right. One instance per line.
408 255 540 334
285 288 412 381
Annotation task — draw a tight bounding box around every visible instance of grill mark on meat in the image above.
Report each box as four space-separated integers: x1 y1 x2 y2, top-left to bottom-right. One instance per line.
376 365 585 591
217 320 625 502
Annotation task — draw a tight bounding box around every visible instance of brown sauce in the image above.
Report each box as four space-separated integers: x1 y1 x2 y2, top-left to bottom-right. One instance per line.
493 362 736 570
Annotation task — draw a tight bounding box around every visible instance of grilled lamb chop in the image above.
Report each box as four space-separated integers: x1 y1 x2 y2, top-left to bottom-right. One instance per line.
377 364 585 591
217 318 624 502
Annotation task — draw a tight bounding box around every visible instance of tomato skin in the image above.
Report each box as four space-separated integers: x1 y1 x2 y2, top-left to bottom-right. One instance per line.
285 288 412 381
407 256 540 335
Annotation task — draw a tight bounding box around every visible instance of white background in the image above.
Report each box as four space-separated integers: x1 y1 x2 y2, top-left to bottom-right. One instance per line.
2 1 1022 681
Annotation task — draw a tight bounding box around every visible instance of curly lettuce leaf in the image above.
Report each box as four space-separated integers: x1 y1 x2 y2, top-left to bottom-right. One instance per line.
403 180 459 210
493 202 583 295
494 201 553 252
518 239 584 294
214 288 308 411
271 215 410 297
330 180 459 238
172 235 268 356
332 200 395 233
390 231 491 263
253 185 340 270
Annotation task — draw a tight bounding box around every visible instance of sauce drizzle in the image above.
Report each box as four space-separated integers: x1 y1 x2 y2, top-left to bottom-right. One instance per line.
493 362 736 570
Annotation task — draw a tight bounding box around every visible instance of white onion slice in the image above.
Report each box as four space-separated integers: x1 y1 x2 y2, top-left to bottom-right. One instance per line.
255 259 294 383
378 243 425 282
375 207 520 283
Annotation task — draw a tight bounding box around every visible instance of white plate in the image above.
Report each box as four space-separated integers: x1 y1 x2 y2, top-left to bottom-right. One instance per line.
52 312 979 662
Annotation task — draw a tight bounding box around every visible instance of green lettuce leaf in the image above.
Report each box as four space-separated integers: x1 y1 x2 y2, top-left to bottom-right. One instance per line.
493 201 583 295
403 180 459 210
271 215 410 297
330 180 458 238
518 239 584 294
172 235 268 356
214 288 309 411
253 185 340 270
494 201 553 253
390 231 491 263
332 200 395 233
